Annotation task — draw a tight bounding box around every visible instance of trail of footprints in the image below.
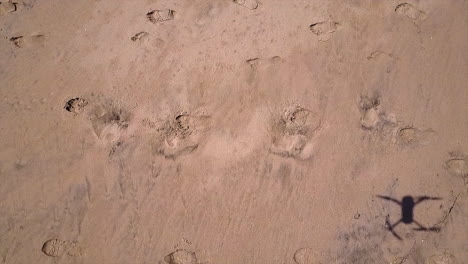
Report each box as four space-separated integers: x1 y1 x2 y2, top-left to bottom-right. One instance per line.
50 1 459 262
358 95 439 148
2 1 47 48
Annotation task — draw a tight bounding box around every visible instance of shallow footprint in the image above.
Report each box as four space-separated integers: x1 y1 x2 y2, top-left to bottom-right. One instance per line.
233 0 258 10
131 31 149 42
88 101 131 143
309 21 340 41
0 1 16 15
294 248 321 264
147 9 175 23
396 127 437 147
395 3 426 20
426 250 456 264
445 157 467 177
9 34 45 48
164 249 198 264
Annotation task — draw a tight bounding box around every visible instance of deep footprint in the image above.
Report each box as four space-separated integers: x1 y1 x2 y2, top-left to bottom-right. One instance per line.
155 113 210 159
64 98 88 114
359 96 381 129
270 105 321 160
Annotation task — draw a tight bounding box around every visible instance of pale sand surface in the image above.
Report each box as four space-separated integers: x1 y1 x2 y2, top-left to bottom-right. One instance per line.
0 0 467 263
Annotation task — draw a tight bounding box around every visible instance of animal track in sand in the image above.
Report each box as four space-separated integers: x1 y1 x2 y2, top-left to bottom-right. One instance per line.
64 98 88 114
164 249 198 264
155 113 210 159
147 9 175 24
42 239 82 257
0 1 17 15
395 3 426 20
233 0 258 10
88 101 131 143
270 105 321 160
9 34 45 48
131 31 149 42
309 21 340 41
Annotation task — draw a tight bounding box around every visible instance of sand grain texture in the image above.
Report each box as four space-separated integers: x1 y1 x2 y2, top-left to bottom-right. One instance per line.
0 0 467 263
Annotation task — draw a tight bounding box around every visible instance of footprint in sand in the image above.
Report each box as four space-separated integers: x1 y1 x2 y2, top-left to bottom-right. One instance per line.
164 249 198 264
147 9 175 24
294 248 322 264
445 153 467 184
309 21 340 41
395 3 426 20
42 239 82 257
359 96 396 130
396 127 437 147
426 250 456 264
9 34 45 48
246 56 282 70
88 100 131 143
155 113 210 159
131 31 149 42
270 105 321 160
233 0 258 10
0 1 16 15
64 98 88 114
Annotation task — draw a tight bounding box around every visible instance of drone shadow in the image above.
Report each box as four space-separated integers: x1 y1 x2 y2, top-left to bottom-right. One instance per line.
377 195 442 240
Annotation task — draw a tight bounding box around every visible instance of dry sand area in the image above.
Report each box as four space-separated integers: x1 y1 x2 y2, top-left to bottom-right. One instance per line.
1 0 467 263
